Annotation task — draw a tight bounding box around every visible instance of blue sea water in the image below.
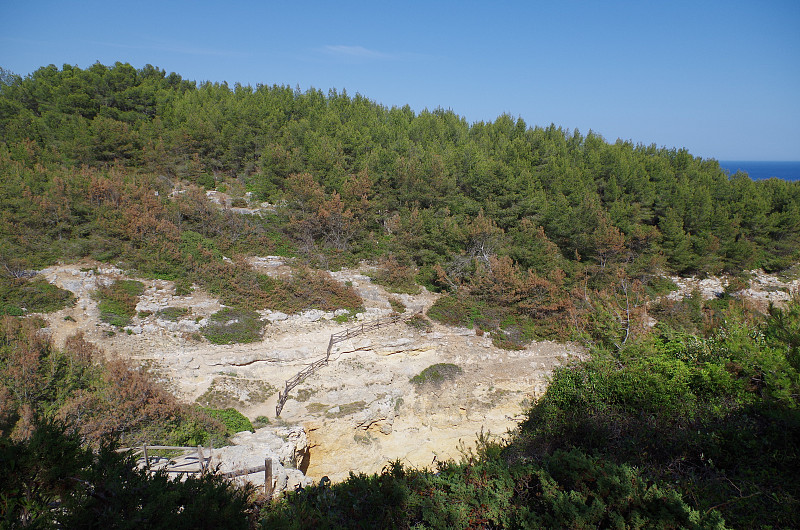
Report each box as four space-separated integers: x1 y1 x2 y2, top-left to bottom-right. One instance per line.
718 161 800 181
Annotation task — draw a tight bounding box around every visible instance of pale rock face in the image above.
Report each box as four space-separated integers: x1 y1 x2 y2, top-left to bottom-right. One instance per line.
214 426 312 497
265 311 289 322
300 309 325 322
36 261 591 491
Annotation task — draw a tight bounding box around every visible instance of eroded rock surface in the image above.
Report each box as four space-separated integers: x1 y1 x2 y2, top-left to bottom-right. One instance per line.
38 260 583 486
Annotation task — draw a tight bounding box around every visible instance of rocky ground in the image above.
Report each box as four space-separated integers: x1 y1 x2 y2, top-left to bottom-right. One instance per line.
35 260 798 494
667 269 800 308
37 260 582 492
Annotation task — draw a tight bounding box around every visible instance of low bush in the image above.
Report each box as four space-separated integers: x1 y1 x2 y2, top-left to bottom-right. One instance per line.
410 363 463 386
0 276 75 315
369 255 421 294
94 279 144 327
406 313 433 333
1 419 252 529
388 297 406 313
201 407 254 434
201 308 265 344
260 447 720 529
264 266 363 314
156 306 190 321
0 318 228 449
426 294 479 328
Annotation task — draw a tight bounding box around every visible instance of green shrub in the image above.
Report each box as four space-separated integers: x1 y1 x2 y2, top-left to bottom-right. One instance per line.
264 266 363 314
94 279 144 327
0 276 75 314
174 277 193 296
253 415 271 428
201 407 254 434
410 363 463 386
334 309 359 323
259 449 719 529
201 308 265 344
646 276 679 297
426 294 477 328
0 303 23 316
1 419 252 529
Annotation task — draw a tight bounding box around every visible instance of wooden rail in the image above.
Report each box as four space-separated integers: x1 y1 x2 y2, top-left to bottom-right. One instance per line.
117 444 275 496
275 311 419 416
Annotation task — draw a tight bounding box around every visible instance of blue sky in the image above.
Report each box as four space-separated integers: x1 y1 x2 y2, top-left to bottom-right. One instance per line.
2 0 798 160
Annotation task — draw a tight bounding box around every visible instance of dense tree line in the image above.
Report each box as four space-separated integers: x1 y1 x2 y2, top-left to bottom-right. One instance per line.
1 62 798 279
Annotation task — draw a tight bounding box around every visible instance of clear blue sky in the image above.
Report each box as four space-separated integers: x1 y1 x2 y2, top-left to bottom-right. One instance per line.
2 0 798 160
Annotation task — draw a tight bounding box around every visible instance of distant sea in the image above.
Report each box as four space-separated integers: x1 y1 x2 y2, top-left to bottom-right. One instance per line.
718 161 800 181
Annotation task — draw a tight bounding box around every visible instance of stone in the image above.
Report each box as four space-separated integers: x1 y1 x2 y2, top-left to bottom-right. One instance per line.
302 309 325 322
266 311 289 322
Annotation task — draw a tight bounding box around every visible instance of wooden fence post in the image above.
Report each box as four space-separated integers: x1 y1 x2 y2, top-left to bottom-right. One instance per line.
142 445 149 471
197 445 204 474
265 457 273 498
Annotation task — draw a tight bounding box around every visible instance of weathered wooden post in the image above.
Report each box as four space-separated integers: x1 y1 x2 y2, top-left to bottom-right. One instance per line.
265 457 273 497
197 445 205 474
142 445 149 471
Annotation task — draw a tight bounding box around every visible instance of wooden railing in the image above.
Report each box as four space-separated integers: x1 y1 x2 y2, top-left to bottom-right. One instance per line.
117 445 275 496
275 311 419 416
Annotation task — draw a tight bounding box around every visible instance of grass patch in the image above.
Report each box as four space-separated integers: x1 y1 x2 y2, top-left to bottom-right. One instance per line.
156 306 190 321
0 276 75 315
95 279 144 327
295 388 316 402
305 401 368 418
253 415 271 429
198 261 362 314
333 309 360 323
306 402 327 414
327 401 367 418
267 266 363 314
201 308 265 344
388 297 406 313
195 376 276 408
427 294 485 328
410 363 463 387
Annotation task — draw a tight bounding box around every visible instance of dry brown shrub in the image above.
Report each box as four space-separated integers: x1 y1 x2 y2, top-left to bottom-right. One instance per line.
471 256 571 317
370 255 420 294
266 266 363 313
61 359 175 446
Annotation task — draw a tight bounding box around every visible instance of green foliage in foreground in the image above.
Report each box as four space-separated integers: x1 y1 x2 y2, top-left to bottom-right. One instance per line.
0 418 252 529
201 407 254 435
0 276 75 316
514 302 800 529
261 448 722 529
201 308 265 344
